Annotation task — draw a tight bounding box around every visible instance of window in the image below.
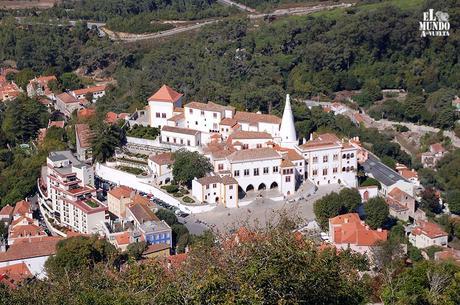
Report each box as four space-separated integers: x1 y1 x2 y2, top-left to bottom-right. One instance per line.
206 185 210 189
313 156 318 163
263 167 269 174
323 168 328 175
347 153 350 159
342 154 346 158
254 168 259 176
213 113 217 118
213 123 218 130
180 139 184 145
234 170 240 177
243 144 249 149
187 140 191 146
256 144 262 148
333 167 338 173
244 169 250 176
189 108 193 114
156 112 160 118
350 166 355 171
218 164 224 171
213 184 217 188
161 113 166 118
201 110 205 116
342 167 346 171
312 169 318 176
230 196 233 199
229 185 233 190
333 154 338 161
195 121 198 125
273 166 279 173
323 155 328 162
285 176 291 182
351 153 355 158
173 138 176 144
166 137 170 142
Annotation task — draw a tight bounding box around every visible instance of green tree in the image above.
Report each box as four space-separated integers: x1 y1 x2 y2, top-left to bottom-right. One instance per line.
339 188 362 212
45 236 118 278
155 208 178 226
313 192 343 230
91 123 125 162
420 187 442 214
126 241 147 260
172 149 213 187
447 190 460 215
60 72 83 90
364 197 389 229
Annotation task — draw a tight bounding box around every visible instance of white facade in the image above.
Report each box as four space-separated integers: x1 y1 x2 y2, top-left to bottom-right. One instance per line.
192 174 239 208
296 135 358 187
161 126 201 147
279 94 298 148
147 85 183 128
0 255 49 280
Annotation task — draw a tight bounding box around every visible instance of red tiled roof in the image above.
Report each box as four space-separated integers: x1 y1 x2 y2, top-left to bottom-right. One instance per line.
227 147 281 163
430 143 445 153
8 223 47 239
412 221 448 239
281 158 294 168
162 125 199 136
108 185 133 199
185 101 234 113
298 133 342 150
229 130 272 140
114 232 130 246
75 124 94 149
149 152 174 166
143 243 170 255
399 169 418 179
0 262 32 288
0 237 61 262
105 111 119 124
220 117 237 126
330 213 388 246
0 204 13 216
56 92 79 104
12 200 30 216
148 85 183 103
77 108 96 119
234 111 281 125
48 121 65 128
72 85 106 96
167 113 184 122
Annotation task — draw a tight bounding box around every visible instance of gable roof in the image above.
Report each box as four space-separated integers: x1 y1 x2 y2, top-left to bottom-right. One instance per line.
329 213 388 246
148 85 183 103
13 200 30 216
229 130 272 140
162 125 200 136
185 101 234 113
72 85 106 96
0 204 13 217
108 185 133 200
149 152 174 166
0 237 61 263
234 111 281 125
75 124 94 149
56 92 79 104
412 221 448 239
227 147 281 163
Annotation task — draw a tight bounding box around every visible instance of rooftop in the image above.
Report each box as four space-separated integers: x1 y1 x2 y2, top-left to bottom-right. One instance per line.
56 92 79 104
12 200 31 216
72 85 107 96
162 125 200 136
229 130 272 140
129 202 159 224
149 152 174 166
298 133 342 150
185 101 234 113
148 85 183 103
412 221 448 239
143 243 170 255
108 185 133 200
227 147 281 163
362 154 407 187
330 213 388 246
0 237 61 263
234 111 281 125
75 124 94 149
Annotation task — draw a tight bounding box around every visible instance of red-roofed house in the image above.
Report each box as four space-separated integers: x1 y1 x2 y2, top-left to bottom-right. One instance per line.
0 237 61 279
329 213 388 255
421 143 447 168
55 92 82 117
409 220 448 249
12 200 32 219
0 82 21 102
386 187 418 222
395 163 420 186
0 205 14 225
7 216 47 245
148 152 174 185
148 85 183 128
0 262 33 288
77 108 96 119
71 85 107 102
75 124 94 162
26 75 57 99
435 248 460 265
107 185 134 218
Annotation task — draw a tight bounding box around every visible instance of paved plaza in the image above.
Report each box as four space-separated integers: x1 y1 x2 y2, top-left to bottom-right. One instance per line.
184 183 342 234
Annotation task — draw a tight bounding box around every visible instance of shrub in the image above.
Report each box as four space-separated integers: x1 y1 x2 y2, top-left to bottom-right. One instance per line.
183 196 195 203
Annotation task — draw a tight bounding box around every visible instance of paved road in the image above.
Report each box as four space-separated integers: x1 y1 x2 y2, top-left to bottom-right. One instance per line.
217 0 257 13
105 3 354 42
191 183 341 233
361 113 460 148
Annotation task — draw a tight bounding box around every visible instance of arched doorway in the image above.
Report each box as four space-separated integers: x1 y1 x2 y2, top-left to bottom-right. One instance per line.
246 184 254 192
238 186 245 199
215 197 220 203
258 183 266 191
270 182 278 189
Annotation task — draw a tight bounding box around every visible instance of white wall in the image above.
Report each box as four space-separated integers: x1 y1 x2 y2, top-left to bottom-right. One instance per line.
149 101 174 128
0 256 49 279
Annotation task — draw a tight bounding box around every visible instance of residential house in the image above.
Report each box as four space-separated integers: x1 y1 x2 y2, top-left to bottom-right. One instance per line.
329 213 388 255
26 76 56 99
148 85 183 128
75 124 94 163
55 92 85 117
70 85 107 103
0 262 33 288
358 186 379 202
0 205 13 226
0 237 61 279
409 220 448 249
396 163 420 186
0 82 21 102
148 152 174 185
192 174 239 208
107 185 134 218
126 202 172 246
421 143 447 168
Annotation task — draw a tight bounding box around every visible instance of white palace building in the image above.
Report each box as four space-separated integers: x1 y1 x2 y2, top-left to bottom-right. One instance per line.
135 85 359 208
